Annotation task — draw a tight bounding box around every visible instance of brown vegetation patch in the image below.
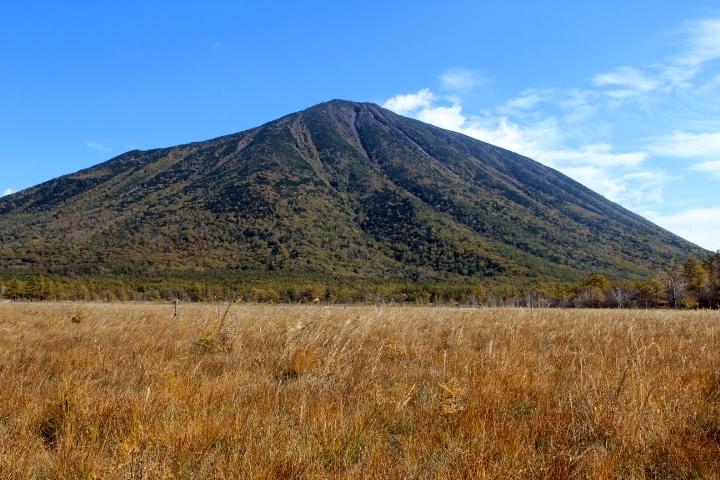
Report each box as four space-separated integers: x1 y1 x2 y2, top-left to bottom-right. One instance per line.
1 303 720 478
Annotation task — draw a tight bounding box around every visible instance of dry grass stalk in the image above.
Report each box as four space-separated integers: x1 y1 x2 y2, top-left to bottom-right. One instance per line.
0 303 719 478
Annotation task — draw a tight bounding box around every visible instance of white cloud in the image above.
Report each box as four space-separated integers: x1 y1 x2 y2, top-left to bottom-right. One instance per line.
590 66 668 107
383 88 435 115
677 18 720 67
552 168 670 205
415 103 466 131
691 160 720 177
84 141 110 152
648 207 720 251
1 188 15 197
649 130 720 159
396 99 562 161
588 18 720 98
501 89 554 112
616 171 671 206
558 166 626 201
593 66 661 92
538 144 648 168
461 117 558 158
439 68 485 92
558 89 600 123
659 18 720 88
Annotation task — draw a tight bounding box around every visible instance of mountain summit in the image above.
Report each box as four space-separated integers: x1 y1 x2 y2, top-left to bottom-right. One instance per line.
0 100 705 283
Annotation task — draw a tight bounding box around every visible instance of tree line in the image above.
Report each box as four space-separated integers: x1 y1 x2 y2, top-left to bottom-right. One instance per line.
523 252 720 309
1 252 718 308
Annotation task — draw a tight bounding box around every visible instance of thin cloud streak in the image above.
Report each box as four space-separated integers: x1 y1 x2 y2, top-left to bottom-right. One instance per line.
84 141 110 152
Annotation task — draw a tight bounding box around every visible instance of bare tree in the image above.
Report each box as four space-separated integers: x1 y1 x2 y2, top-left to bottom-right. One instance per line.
667 275 687 308
611 286 627 308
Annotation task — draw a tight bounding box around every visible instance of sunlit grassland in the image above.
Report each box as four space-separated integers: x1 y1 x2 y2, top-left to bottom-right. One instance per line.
1 303 719 479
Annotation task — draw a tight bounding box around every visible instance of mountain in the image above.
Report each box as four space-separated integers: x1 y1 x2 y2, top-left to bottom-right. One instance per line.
0 100 706 286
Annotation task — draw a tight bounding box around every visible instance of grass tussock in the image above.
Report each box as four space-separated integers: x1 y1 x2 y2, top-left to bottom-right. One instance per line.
0 303 719 478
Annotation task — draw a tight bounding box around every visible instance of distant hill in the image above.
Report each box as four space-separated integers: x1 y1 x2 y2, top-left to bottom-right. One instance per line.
0 100 706 286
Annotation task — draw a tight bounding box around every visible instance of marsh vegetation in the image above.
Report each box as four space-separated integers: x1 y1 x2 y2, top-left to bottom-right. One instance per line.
1 303 719 478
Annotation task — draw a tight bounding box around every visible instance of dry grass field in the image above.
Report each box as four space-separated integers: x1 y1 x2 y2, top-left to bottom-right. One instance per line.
1 303 720 479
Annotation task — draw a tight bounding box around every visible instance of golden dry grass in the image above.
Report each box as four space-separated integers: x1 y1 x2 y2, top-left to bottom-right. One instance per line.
1 303 720 479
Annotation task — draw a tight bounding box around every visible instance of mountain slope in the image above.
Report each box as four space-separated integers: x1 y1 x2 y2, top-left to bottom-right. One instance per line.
0 100 706 283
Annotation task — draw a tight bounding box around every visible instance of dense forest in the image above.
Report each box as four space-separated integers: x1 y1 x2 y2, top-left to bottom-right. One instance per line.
2 252 717 308
1 101 712 308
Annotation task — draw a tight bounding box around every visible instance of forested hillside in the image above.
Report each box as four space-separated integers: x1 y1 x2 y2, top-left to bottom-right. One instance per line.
0 100 708 301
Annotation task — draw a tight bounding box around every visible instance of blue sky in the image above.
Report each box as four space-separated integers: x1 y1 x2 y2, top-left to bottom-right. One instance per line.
2 1 719 250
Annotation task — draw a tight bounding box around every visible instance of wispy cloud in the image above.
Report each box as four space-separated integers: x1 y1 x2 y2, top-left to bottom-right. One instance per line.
439 68 485 92
591 66 667 106
84 141 110 152
586 18 720 102
593 66 661 93
675 18 720 69
500 88 554 113
383 16 720 223
648 208 720 251
649 130 720 159
540 144 648 168
649 130 720 176
690 160 720 178
212 41 223 49
2 188 16 197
